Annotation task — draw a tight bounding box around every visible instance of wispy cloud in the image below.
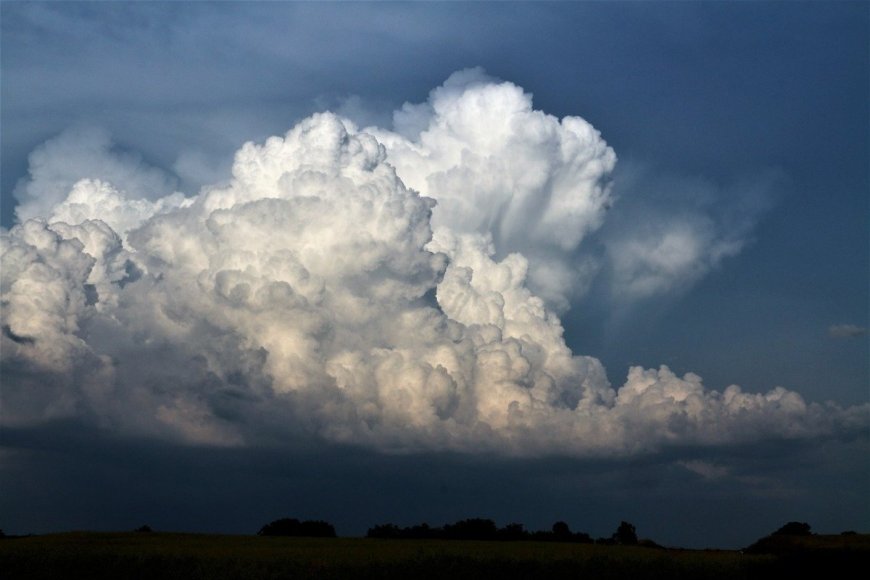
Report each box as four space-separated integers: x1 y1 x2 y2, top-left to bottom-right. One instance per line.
828 324 867 339
679 460 730 480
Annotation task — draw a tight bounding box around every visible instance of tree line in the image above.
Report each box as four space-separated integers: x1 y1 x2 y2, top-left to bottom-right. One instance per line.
255 516 644 545
367 518 644 545
176 516 837 551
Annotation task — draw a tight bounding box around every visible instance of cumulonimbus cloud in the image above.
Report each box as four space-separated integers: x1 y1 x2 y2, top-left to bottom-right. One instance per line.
2 71 867 455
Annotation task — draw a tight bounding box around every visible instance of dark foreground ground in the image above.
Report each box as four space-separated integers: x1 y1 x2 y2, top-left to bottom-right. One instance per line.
1 532 867 580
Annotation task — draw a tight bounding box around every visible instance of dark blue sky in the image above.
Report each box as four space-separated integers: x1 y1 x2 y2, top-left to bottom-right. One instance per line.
1 2 867 547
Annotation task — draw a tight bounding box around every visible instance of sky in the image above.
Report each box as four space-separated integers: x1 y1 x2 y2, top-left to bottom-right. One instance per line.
0 2 868 548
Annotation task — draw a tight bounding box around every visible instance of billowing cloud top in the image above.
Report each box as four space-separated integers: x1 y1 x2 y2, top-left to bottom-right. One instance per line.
2 71 867 455
366 68 616 308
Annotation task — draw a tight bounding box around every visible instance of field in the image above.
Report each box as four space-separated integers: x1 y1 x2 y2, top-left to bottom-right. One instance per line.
1 531 866 579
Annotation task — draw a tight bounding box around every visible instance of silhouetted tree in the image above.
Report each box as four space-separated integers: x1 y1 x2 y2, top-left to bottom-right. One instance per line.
258 518 336 537
367 524 401 539
300 520 337 537
134 525 152 533
443 518 498 540
366 518 593 543
613 521 638 545
407 523 436 539
552 521 571 539
497 522 528 541
773 522 812 536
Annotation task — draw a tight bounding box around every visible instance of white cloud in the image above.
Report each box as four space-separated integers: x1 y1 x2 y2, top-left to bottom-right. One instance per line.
14 125 179 223
828 324 868 339
1 219 95 372
1 73 866 454
49 178 190 245
365 68 616 309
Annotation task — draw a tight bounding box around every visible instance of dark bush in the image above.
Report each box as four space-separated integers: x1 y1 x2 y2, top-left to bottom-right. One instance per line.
134 525 153 533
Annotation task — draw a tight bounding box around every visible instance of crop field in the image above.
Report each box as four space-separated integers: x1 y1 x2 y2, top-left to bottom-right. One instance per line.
1 532 866 580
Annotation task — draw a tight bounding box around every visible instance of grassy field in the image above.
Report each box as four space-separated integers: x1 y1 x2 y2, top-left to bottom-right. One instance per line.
1 531 865 579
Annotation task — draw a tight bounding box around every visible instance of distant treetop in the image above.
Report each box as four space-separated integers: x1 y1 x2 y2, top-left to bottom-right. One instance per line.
613 521 638 545
772 522 812 536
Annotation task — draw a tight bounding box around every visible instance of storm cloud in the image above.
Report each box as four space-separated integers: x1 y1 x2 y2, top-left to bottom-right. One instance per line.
2 72 867 456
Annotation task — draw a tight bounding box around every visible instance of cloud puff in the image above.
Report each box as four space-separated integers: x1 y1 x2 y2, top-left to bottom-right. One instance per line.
13 126 180 224
365 68 616 309
48 178 190 245
2 74 867 455
828 324 868 339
